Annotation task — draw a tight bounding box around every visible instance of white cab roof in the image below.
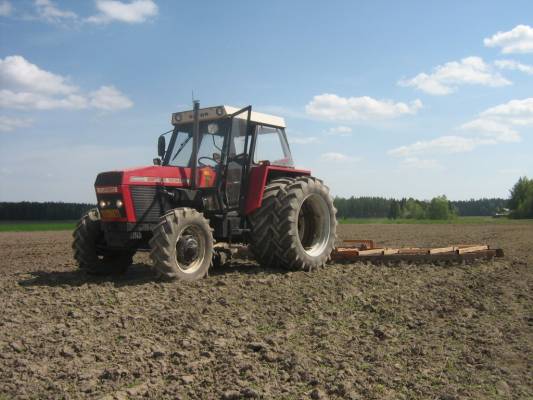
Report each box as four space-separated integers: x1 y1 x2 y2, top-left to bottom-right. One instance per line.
172 105 286 128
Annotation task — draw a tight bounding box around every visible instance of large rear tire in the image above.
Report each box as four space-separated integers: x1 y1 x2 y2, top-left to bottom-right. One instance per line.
275 177 337 271
72 208 134 275
248 177 295 268
149 208 214 281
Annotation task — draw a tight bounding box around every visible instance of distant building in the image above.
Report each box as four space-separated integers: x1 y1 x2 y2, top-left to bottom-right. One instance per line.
493 208 510 218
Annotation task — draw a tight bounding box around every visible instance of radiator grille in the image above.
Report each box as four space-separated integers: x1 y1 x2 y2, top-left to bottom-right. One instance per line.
130 186 170 223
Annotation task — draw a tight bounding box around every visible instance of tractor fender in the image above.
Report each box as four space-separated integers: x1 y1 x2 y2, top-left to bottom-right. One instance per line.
244 164 310 215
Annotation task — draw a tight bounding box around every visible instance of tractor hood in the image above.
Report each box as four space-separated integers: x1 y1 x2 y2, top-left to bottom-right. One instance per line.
95 166 192 188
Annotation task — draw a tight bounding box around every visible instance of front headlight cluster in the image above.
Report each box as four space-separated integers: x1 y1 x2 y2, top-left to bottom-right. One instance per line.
99 199 124 208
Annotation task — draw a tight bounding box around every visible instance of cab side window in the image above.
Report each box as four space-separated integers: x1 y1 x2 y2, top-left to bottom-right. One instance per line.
230 118 247 156
253 125 293 166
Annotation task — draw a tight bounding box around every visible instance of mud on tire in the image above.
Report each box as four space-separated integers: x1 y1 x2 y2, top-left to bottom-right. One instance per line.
72 208 133 275
149 208 214 281
274 176 337 271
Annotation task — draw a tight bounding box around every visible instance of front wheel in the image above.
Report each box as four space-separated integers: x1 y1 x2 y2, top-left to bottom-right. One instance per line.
149 208 214 281
72 208 134 275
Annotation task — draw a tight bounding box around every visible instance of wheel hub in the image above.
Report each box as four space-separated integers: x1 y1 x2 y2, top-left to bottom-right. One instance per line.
176 235 199 266
297 193 331 257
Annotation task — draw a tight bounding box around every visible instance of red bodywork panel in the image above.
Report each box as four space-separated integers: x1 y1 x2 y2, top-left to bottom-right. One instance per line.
244 164 310 215
95 165 216 223
95 164 309 222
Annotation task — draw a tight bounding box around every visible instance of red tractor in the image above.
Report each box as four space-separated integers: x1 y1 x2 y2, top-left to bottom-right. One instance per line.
73 102 337 281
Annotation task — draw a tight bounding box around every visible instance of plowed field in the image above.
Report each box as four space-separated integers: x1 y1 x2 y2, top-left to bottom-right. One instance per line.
1 223 532 399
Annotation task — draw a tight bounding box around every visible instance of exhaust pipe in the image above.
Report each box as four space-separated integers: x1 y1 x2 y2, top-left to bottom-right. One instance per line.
190 100 200 189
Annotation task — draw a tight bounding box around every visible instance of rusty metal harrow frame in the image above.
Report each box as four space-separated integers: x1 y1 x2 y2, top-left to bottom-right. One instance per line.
331 240 504 263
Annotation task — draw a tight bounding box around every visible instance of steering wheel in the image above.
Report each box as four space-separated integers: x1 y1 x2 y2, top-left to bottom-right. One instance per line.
198 156 218 167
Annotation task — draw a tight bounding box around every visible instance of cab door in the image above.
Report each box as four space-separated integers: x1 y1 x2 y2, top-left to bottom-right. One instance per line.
224 106 251 210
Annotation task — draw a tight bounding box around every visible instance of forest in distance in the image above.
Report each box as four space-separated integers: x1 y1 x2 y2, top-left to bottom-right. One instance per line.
2 177 532 221
0 197 508 221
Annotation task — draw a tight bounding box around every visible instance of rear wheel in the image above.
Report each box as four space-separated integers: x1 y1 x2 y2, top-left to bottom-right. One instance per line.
248 177 295 268
72 208 134 275
149 208 214 281
275 177 337 271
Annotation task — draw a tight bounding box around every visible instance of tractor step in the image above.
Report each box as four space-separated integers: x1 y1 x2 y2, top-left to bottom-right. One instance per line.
331 240 504 263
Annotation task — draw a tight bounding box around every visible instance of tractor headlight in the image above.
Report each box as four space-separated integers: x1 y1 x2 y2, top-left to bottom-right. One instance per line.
215 107 224 116
99 200 107 208
116 199 123 208
175 113 182 122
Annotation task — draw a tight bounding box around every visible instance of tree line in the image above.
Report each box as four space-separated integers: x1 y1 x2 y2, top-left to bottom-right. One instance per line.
0 177 530 220
509 177 533 218
335 196 509 220
0 198 512 221
0 202 95 221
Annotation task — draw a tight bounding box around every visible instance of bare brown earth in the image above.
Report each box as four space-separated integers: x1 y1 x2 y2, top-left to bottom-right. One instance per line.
0 223 532 399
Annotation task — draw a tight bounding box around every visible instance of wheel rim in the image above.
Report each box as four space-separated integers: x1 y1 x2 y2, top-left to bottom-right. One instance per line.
297 193 331 257
175 224 206 273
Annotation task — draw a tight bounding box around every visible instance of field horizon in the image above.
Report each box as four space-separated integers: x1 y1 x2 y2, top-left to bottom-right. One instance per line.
1 216 533 232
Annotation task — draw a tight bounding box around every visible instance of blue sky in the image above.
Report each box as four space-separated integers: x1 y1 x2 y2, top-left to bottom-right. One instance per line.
1 0 532 202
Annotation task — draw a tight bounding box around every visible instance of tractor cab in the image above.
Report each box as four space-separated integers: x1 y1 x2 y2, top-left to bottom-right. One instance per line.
159 105 294 210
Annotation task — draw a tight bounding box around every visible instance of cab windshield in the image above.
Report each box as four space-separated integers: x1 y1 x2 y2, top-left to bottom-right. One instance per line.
163 117 294 168
165 120 229 167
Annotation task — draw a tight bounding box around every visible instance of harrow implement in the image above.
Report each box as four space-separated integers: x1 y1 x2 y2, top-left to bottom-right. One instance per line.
331 240 504 264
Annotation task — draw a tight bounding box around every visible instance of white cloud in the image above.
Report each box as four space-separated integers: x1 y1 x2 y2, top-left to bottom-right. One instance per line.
498 168 525 175
390 98 533 164
480 97 533 125
388 136 485 157
320 152 358 162
401 157 442 170
484 25 533 54
326 126 352 136
0 55 77 95
288 136 320 145
89 85 133 110
460 118 520 143
0 116 32 132
0 1 12 16
0 90 88 110
87 0 158 24
34 0 77 23
0 55 133 111
306 94 422 121
398 56 511 95
495 59 533 75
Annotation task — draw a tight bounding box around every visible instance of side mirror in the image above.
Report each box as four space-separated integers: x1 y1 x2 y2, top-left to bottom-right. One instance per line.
157 135 166 158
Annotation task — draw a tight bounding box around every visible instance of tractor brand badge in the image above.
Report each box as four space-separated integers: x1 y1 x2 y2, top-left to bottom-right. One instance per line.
129 176 190 184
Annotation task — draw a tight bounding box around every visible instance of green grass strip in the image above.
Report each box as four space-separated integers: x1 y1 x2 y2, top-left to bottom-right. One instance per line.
0 221 77 232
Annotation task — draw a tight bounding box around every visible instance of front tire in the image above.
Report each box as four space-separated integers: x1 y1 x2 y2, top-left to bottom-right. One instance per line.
72 208 133 275
149 208 214 281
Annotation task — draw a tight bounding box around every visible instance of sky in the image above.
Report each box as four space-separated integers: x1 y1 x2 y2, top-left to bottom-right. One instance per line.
0 0 532 202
